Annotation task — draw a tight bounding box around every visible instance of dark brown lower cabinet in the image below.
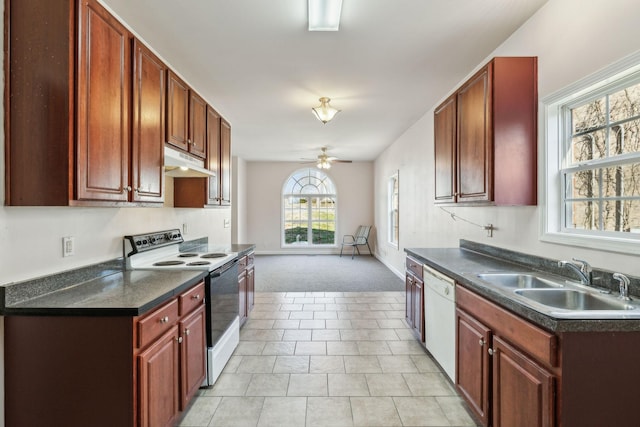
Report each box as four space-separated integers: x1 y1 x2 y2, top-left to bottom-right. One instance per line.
4 280 206 427
138 325 181 427
492 336 554 427
405 256 424 341
456 284 640 427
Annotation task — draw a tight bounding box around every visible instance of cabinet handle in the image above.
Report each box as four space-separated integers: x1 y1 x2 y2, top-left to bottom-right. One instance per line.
160 316 169 323
479 339 484 347
192 294 201 300
124 186 132 192
184 328 190 336
488 348 494 356
176 336 183 343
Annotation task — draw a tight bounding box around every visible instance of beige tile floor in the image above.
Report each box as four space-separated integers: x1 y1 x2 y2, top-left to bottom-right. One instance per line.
179 291 479 427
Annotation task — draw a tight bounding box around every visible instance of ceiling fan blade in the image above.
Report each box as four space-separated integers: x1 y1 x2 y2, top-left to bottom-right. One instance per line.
333 160 352 163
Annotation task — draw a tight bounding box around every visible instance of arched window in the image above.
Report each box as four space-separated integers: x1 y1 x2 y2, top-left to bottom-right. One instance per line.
283 168 337 246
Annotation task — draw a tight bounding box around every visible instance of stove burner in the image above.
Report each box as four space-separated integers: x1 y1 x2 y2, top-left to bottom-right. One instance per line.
153 260 186 266
178 253 199 258
201 253 228 258
187 261 212 266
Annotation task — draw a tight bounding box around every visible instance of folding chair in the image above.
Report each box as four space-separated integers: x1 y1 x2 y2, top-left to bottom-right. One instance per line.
339 226 373 259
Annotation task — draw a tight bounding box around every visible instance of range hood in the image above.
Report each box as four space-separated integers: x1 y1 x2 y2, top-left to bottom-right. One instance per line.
164 146 215 178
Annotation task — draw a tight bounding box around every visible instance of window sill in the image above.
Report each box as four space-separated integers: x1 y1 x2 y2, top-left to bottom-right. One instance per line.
540 231 640 255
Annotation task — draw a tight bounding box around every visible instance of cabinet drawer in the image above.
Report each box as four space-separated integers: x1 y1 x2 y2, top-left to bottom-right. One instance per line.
406 256 423 279
246 252 255 267
238 255 248 271
179 281 206 316
138 298 179 349
457 285 558 368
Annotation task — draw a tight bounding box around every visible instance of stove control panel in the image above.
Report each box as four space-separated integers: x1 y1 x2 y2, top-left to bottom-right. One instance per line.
124 229 184 255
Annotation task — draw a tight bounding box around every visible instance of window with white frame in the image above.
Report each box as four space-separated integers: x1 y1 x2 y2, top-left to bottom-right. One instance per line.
542 52 640 254
282 168 337 246
388 171 399 247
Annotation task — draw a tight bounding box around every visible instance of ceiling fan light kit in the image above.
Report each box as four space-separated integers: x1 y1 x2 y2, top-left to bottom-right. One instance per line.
308 0 343 31
312 97 341 124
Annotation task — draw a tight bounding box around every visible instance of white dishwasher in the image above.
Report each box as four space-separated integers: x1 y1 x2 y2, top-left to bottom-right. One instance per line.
423 264 456 382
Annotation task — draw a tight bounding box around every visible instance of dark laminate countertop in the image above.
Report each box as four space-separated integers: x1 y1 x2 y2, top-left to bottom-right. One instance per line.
1 269 207 317
406 245 640 333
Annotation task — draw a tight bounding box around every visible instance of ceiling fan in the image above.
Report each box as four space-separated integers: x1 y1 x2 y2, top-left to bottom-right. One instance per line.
301 147 352 169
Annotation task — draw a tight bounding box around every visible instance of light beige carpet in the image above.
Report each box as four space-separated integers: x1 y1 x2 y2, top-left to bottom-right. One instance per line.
254 255 404 292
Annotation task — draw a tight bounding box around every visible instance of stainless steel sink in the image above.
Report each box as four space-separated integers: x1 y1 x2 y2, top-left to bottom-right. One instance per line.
514 288 634 311
476 273 564 289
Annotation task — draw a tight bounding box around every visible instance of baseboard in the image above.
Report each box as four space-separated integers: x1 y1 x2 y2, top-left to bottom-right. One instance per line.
373 253 404 280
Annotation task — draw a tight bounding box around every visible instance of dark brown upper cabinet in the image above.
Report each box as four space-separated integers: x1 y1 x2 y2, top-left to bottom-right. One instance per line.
434 57 538 206
166 71 207 160
131 39 167 203
5 0 164 206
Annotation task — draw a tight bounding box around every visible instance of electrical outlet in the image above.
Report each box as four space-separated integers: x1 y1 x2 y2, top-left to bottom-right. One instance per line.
182 223 188 235
62 236 75 257
224 219 230 228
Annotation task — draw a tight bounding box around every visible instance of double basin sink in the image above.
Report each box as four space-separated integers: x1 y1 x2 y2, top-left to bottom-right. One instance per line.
472 272 640 319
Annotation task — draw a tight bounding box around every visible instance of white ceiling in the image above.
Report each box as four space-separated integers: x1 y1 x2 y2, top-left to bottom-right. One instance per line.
102 0 548 162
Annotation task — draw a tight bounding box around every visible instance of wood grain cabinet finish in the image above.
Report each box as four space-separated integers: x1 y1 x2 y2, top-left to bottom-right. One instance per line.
4 280 207 426
132 39 166 203
166 70 207 159
173 109 233 207
405 256 424 342
434 57 537 206
238 252 255 325
5 0 165 206
456 285 556 427
166 71 190 152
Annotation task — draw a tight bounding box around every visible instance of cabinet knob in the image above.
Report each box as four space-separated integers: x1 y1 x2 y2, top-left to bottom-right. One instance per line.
184 328 190 336
479 339 484 347
192 294 201 300
124 186 132 192
160 316 169 323
176 336 183 343
488 348 494 356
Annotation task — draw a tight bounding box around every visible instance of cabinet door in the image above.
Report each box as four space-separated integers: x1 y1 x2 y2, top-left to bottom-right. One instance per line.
238 270 247 324
457 64 492 203
138 325 180 427
434 94 457 203
412 276 424 342
206 106 222 204
456 308 491 426
179 305 207 409
492 336 555 427
246 265 255 315
167 71 189 151
405 274 414 328
132 39 165 203
189 92 207 159
76 0 130 202
220 119 232 205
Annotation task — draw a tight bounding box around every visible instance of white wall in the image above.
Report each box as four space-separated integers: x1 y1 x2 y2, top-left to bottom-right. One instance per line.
374 0 640 278
232 156 249 244
246 161 374 254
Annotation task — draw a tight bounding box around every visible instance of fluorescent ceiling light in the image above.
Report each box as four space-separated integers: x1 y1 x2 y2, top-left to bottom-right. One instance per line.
308 0 343 31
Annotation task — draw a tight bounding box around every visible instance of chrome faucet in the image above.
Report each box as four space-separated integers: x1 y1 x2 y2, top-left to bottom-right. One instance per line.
558 258 593 286
613 273 631 301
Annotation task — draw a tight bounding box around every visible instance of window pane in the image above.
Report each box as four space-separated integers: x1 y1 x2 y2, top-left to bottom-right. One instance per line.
601 200 640 233
572 97 606 134
602 163 640 197
571 130 606 163
565 200 600 230
609 120 640 157
567 169 600 199
284 224 308 244
609 82 640 122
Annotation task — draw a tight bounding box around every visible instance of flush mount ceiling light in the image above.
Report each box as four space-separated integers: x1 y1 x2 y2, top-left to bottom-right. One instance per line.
308 0 343 31
312 97 341 124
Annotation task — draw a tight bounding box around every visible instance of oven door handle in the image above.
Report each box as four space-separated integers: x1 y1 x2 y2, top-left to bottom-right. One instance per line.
211 258 239 277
